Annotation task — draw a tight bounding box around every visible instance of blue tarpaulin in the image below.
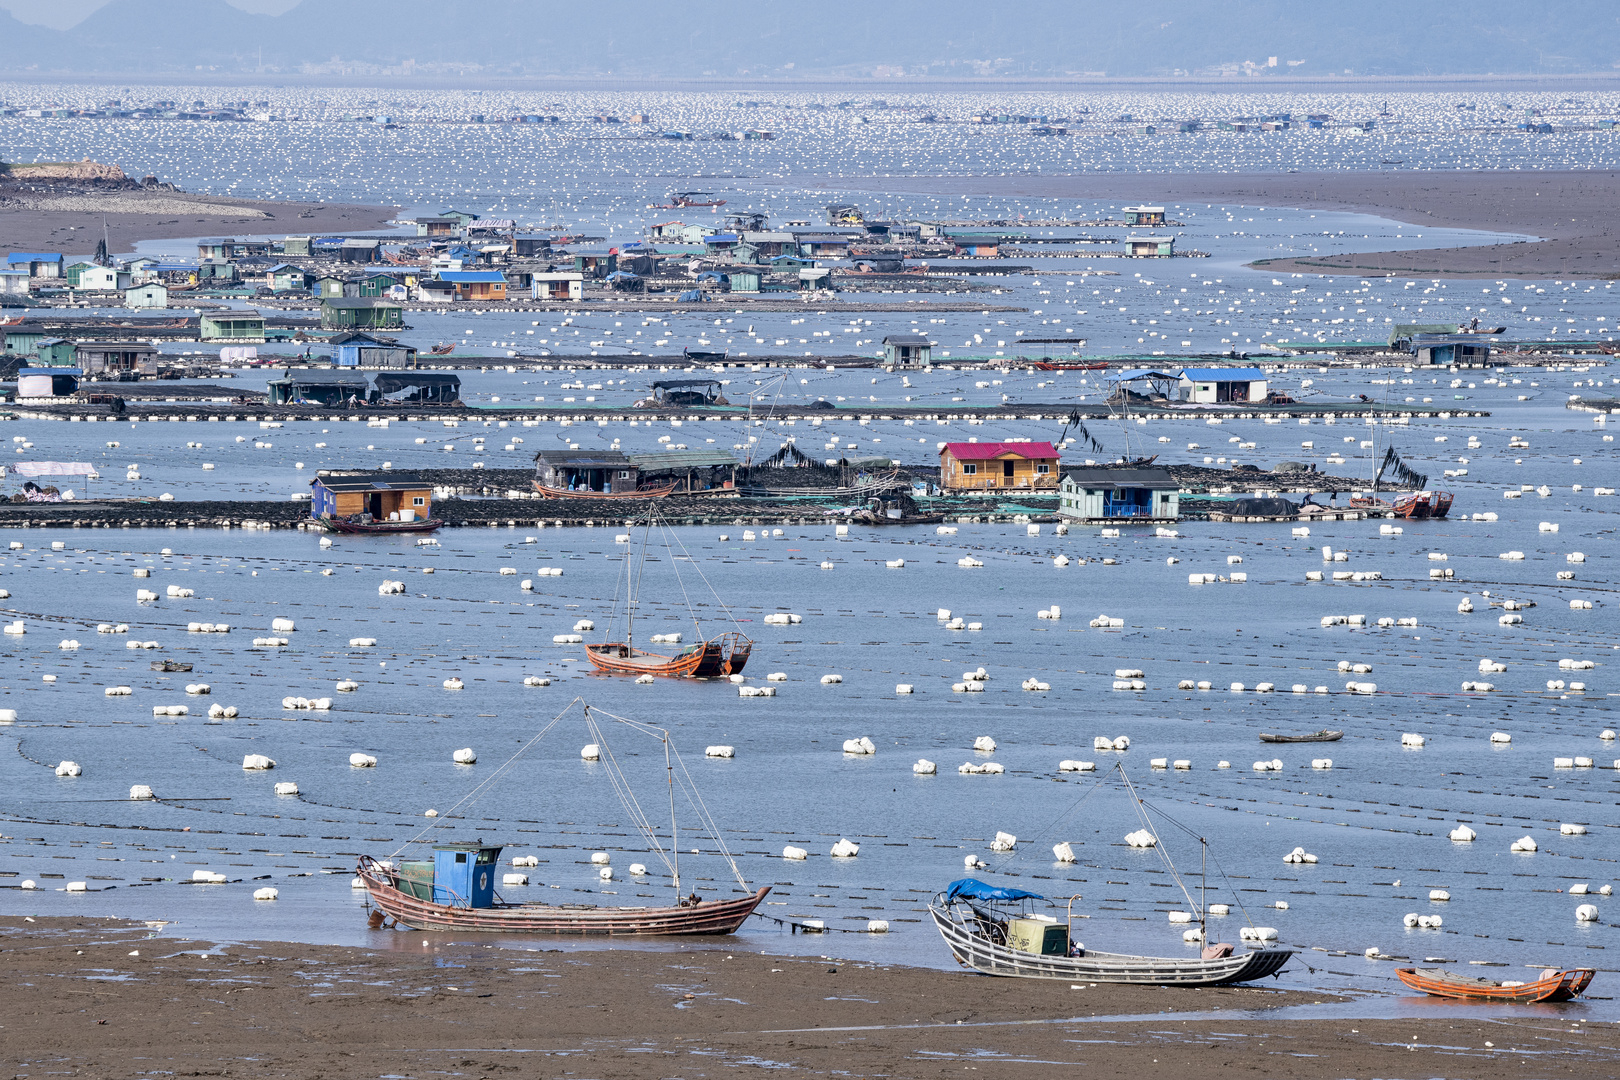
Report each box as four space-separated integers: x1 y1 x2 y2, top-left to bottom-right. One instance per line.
944 878 1044 903
677 290 702 302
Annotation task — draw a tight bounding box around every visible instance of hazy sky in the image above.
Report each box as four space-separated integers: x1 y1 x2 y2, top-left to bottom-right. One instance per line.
0 0 298 28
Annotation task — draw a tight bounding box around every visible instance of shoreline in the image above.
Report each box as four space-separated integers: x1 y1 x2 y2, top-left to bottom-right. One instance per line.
800 170 1620 278
0 187 400 256
1 917 1608 1079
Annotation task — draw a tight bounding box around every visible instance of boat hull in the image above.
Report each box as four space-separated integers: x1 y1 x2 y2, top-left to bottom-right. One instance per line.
533 482 677 500
1396 967 1593 1003
1259 730 1343 744
930 904 1293 986
320 516 443 535
360 863 769 935
586 632 751 678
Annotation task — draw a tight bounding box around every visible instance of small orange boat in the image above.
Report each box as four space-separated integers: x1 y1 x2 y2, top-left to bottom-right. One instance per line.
1396 966 1594 1003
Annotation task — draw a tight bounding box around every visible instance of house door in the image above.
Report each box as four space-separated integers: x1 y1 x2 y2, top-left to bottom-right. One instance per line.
1003 460 1015 482
368 493 383 518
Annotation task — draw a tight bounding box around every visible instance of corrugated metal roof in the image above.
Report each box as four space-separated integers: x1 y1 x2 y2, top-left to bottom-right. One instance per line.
437 271 507 283
628 449 738 470
1061 466 1179 490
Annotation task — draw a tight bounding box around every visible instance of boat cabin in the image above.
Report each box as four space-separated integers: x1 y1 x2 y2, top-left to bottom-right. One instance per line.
396 842 503 907
309 471 433 523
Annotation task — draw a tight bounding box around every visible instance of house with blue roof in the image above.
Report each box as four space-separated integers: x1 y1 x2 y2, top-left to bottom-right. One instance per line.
7 253 63 278
437 269 507 301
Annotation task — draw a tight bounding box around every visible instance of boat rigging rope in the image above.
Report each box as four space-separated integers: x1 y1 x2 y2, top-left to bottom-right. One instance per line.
389 698 579 858
586 705 749 890
644 508 746 637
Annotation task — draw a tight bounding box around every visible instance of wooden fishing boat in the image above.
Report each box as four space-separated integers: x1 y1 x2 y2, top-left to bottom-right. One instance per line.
585 515 753 679
1396 966 1594 1003
1259 729 1343 744
429 342 456 355
930 881 1294 986
356 701 769 935
358 853 769 935
322 515 443 535
1392 490 1453 519
1032 360 1109 371
533 481 678 500
587 631 751 679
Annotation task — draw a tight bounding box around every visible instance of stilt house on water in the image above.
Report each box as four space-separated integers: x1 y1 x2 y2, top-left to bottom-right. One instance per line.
310 472 433 523
1057 466 1182 523
939 441 1060 493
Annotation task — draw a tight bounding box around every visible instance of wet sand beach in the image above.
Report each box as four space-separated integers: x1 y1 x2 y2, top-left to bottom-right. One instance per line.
805 170 1620 278
3 917 1613 1079
0 188 398 254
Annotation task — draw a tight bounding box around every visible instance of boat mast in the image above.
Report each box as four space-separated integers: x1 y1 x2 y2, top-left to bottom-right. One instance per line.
665 732 679 894
1115 762 1207 930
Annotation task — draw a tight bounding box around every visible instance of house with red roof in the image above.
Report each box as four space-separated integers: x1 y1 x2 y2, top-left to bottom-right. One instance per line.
939 441 1060 493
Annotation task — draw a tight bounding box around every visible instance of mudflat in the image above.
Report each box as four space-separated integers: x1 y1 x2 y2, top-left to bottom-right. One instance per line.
806 170 1620 278
0 187 398 254
3 917 1611 1078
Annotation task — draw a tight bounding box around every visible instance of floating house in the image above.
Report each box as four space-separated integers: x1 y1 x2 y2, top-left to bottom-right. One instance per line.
882 333 932 368
949 233 1002 257
1126 235 1176 257
310 471 432 522
1122 206 1167 225
645 378 727 406
370 371 460 404
16 367 82 398
0 269 30 296
338 239 381 264
265 264 308 292
1408 333 1493 366
1178 367 1268 403
74 266 131 291
939 441 1060 493
437 270 507 301
75 341 158 376
1058 466 1181 522
415 216 459 238
531 272 584 301
627 448 739 494
266 371 370 406
532 450 639 495
7 253 62 278
33 337 77 364
125 282 169 309
200 312 266 343
330 331 418 369
320 297 404 330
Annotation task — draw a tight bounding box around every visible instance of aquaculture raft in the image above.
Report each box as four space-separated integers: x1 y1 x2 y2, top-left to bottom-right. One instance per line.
1396 967 1593 1003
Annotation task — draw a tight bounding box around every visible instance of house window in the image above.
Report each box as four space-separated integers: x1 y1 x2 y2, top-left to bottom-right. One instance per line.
412 496 425 506
961 463 977 475
1036 464 1051 475
618 471 631 479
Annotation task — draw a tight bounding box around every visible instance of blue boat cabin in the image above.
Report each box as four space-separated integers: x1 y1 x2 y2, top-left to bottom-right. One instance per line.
432 842 502 907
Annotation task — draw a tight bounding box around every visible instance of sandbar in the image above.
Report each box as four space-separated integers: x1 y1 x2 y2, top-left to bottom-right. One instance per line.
804 170 1620 278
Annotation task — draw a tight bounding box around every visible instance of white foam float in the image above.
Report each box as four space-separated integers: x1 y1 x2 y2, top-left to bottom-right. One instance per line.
704 745 735 758
452 747 477 764
241 754 275 770
958 761 1005 775
1053 842 1076 863
54 761 81 777
274 781 299 796
842 736 876 755
1124 829 1157 848
782 846 808 860
913 759 937 774
830 838 860 858
1449 824 1476 841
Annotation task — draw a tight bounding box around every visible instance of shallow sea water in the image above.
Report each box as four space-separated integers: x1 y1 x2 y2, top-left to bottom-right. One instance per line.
0 86 1616 1005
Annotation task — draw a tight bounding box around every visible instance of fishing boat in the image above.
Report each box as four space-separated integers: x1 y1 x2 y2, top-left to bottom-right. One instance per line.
1259 729 1343 744
1392 490 1453 519
585 514 753 679
533 480 677 500
357 700 770 935
651 192 728 209
1031 360 1109 371
429 342 457 355
930 881 1293 986
930 763 1293 985
321 514 443 535
1397 966 1594 1003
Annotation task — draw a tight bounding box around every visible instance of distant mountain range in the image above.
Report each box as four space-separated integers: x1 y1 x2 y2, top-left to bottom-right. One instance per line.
3 0 1619 80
